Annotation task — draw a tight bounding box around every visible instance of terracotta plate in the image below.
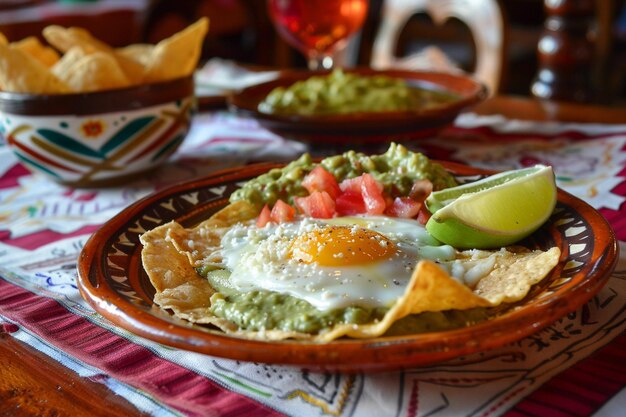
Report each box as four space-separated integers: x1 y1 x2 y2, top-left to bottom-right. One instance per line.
77 162 618 372
227 69 487 145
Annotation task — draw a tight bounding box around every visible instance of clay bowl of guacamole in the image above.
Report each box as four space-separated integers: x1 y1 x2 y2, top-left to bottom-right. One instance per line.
227 68 487 145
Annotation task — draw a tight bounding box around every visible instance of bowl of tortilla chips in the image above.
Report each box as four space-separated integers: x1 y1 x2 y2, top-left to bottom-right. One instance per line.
76 144 617 371
0 19 208 187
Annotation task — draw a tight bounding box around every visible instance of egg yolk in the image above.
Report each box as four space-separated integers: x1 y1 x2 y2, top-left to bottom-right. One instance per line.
288 226 397 266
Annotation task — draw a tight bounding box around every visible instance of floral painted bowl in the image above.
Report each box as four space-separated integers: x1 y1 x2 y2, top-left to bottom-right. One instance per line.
0 76 194 187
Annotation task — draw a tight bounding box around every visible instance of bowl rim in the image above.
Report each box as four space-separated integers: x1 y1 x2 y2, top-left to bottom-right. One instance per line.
0 75 195 116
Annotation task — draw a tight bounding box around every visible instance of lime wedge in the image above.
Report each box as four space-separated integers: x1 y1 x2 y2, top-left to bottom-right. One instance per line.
425 165 557 249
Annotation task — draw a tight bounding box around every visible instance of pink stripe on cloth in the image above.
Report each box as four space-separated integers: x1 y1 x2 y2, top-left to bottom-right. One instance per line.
599 162 626 241
0 225 102 251
505 332 626 417
0 163 30 189
0 278 285 417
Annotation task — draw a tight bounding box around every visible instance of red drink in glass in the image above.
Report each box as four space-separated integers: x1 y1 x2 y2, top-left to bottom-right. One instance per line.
268 0 368 69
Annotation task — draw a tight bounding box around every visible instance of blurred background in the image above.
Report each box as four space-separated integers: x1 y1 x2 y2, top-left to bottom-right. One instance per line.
1 0 625 105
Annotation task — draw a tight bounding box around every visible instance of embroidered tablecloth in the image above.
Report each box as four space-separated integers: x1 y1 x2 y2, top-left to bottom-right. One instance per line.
0 111 624 417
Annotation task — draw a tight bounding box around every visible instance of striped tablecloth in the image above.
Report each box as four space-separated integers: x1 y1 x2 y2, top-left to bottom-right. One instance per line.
0 112 624 417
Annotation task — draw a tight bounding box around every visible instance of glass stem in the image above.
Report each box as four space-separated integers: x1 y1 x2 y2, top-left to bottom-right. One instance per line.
307 52 334 71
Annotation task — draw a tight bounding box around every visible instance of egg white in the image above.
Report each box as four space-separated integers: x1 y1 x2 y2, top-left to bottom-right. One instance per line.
217 215 457 311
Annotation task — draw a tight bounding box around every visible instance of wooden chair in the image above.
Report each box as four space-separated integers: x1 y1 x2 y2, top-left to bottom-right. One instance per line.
370 0 505 95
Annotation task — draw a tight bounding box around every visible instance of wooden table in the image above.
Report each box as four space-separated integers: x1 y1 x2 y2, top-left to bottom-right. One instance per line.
1 95 625 416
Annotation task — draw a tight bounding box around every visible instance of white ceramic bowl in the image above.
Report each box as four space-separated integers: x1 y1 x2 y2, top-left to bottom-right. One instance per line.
0 76 194 187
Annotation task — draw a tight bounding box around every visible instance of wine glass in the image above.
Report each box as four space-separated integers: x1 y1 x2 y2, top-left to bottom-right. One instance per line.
267 0 369 70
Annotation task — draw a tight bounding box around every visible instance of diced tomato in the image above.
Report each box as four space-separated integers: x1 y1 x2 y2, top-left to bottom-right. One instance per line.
270 199 296 223
409 179 433 203
302 166 341 199
256 204 272 227
257 200 296 227
294 191 336 218
339 176 362 194
338 173 386 215
385 197 421 218
335 192 366 216
417 205 432 225
361 173 386 215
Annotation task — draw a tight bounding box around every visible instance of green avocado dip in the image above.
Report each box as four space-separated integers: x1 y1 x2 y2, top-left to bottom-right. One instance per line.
229 143 457 207
200 268 382 333
198 268 490 334
210 290 386 333
198 268 377 333
258 69 459 116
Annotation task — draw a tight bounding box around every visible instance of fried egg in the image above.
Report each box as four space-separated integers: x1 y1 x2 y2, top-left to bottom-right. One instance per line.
218 216 458 311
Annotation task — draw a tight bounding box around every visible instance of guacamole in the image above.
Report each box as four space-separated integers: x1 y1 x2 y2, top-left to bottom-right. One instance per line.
200 267 490 334
210 291 491 334
229 143 457 207
258 69 458 116
199 266 385 333
210 289 386 333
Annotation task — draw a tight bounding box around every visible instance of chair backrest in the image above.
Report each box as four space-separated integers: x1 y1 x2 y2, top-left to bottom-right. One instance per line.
371 0 505 95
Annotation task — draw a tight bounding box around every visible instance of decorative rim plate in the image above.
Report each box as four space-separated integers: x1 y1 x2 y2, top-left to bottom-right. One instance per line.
227 69 487 145
77 162 618 372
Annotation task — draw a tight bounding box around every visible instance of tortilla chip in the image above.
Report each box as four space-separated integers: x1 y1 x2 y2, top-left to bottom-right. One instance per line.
0 32 7 45
473 247 561 304
0 43 70 93
143 17 209 83
115 43 154 67
51 46 88 78
167 200 259 267
140 200 561 342
43 25 144 84
140 221 236 329
59 51 131 92
140 201 258 323
43 25 107 54
166 221 226 266
200 199 259 228
11 36 60 67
